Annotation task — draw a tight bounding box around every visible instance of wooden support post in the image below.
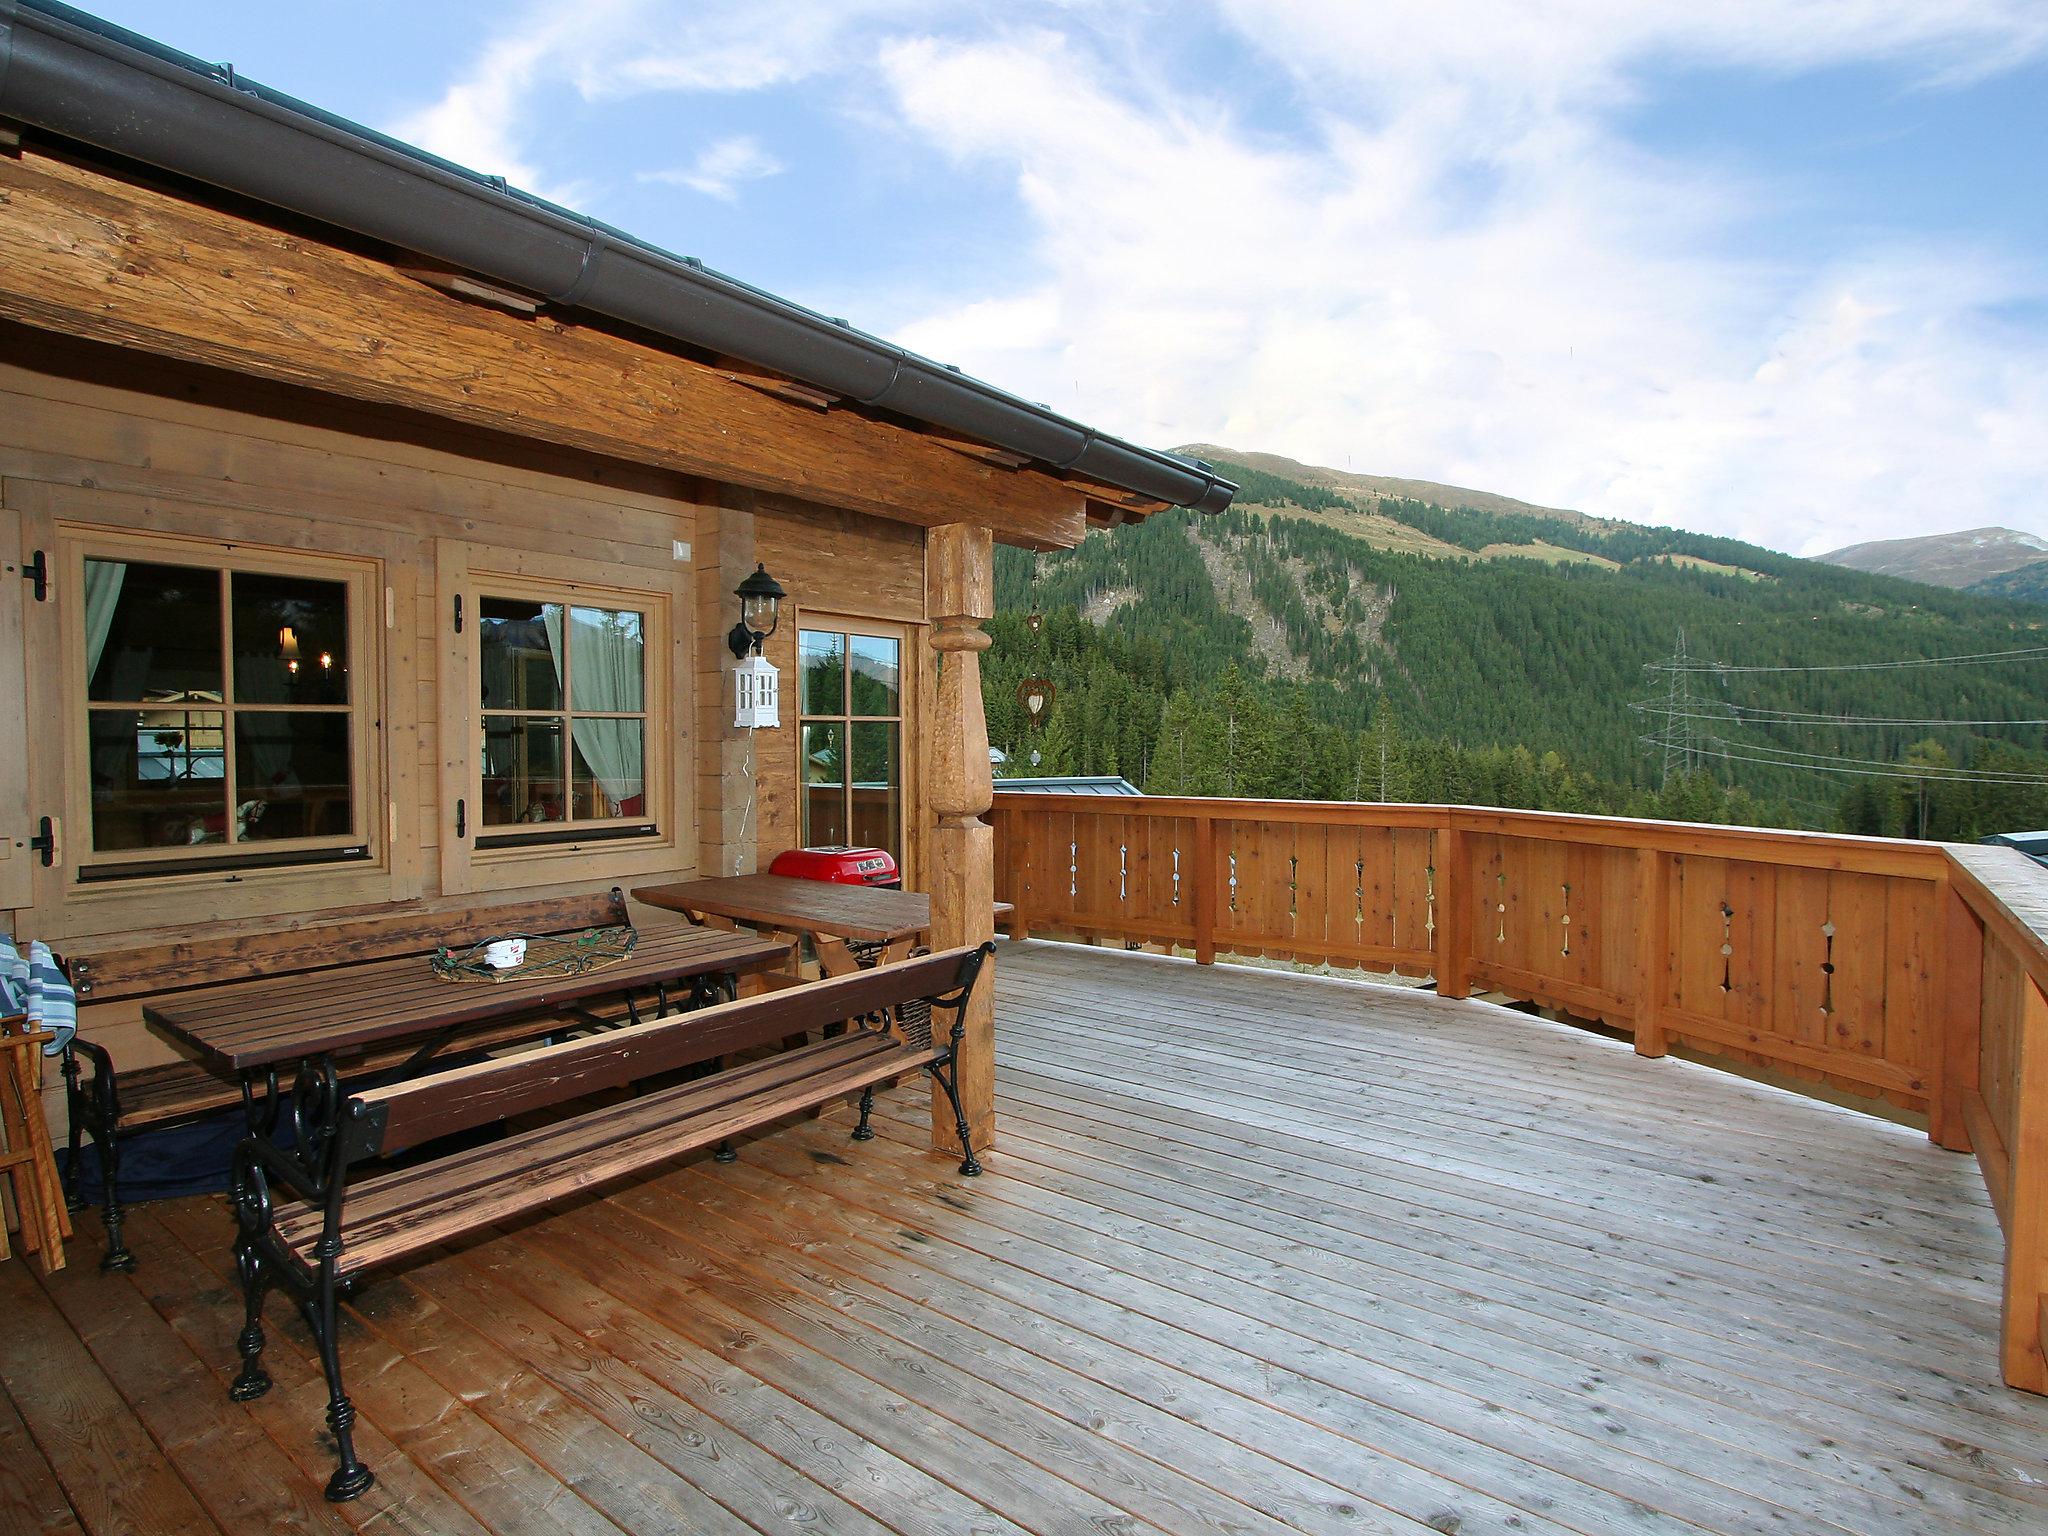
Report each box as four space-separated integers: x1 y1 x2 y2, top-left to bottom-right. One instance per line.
1634 846 1669 1059
926 524 997 1158
2002 977 2048 1393
1434 822 1472 1000
1933 883 1983 1154
1192 813 1217 965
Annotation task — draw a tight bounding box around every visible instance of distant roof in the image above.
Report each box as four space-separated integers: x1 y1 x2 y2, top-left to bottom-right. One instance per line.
1982 832 2048 868
0 2 1237 520
994 776 1143 796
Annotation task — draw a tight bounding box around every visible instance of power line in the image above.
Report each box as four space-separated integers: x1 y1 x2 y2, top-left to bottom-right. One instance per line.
1635 704 2048 729
1691 737 2048 786
1644 643 2048 675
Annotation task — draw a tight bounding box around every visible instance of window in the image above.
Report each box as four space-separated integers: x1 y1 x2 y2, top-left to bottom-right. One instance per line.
474 590 654 849
71 542 376 879
799 624 903 860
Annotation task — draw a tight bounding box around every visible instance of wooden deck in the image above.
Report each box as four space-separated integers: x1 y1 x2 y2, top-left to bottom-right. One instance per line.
5 938 2047 1536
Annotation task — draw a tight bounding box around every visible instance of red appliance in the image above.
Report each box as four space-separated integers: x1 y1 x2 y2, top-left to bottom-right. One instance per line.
770 845 900 887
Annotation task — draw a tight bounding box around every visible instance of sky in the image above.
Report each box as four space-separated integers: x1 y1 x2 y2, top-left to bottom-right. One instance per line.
73 1 2048 556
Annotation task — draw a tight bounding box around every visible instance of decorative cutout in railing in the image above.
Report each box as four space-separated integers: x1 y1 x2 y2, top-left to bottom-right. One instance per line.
1719 901 1734 993
1560 882 1572 957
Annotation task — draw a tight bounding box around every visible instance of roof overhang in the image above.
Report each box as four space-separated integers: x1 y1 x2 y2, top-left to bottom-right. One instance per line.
0 1 1237 531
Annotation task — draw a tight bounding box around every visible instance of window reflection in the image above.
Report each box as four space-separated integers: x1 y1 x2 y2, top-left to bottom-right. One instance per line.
85 560 221 703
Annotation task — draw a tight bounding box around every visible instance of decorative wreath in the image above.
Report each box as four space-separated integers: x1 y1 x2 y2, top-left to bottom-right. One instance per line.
430 925 638 983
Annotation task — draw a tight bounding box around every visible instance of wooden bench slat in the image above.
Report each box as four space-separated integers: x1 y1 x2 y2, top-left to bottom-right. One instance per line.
355 945 977 1153
277 1032 929 1275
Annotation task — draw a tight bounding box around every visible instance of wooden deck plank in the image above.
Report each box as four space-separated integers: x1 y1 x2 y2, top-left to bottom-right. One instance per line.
593 1178 1461 1536
960 1083 2048 1494
0 1376 84 1536
851 1106 2038 1529
995 980 2005 1311
137 1203 585 1536
1000 963 1995 1239
752 1113 1940 1536
0 1260 217 1536
342 1265 773 1536
33 1241 354 1536
4 938 2043 1536
510 1201 1145 1536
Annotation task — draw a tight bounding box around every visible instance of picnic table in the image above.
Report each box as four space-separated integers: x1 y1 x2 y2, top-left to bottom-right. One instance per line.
632 874 1012 977
144 923 791 1086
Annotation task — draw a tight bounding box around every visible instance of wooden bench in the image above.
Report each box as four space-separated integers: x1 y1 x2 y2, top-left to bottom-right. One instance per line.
226 941 993 1502
57 888 656 1272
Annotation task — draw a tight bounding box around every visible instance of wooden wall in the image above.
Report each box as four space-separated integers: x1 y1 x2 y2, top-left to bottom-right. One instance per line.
0 332 933 1106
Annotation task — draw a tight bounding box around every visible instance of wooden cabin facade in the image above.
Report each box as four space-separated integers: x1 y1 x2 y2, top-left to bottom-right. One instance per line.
0 4 1232 1153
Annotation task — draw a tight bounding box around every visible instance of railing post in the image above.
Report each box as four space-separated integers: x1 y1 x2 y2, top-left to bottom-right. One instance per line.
1634 846 1669 1059
1933 882 1981 1153
1434 819 1471 1000
925 523 996 1158
2002 977 2048 1393
1192 811 1217 965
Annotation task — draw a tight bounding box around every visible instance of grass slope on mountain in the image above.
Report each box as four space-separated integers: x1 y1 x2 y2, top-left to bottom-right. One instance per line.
986 455 2048 832
1819 526 2048 588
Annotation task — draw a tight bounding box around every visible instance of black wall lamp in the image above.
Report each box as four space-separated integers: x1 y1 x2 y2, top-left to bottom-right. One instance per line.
726 563 786 658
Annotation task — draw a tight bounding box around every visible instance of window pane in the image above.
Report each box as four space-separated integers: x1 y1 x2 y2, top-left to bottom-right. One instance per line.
571 719 645 819
481 714 566 825
85 560 222 703
799 630 844 716
479 597 562 711
848 720 900 858
848 634 901 718
801 719 846 846
233 713 353 841
88 708 226 850
568 606 644 713
233 571 349 705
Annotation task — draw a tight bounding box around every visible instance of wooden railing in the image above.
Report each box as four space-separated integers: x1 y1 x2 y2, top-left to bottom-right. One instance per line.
990 792 2048 1393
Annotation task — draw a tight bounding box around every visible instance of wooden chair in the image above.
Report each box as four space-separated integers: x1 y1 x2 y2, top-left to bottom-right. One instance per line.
0 1015 71 1274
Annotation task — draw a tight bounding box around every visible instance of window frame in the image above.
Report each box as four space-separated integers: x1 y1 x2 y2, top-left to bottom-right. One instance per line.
438 539 685 894
796 616 908 863
57 528 382 885
472 590 657 849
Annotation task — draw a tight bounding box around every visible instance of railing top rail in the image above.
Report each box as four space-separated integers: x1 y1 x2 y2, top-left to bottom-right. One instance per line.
989 793 1951 878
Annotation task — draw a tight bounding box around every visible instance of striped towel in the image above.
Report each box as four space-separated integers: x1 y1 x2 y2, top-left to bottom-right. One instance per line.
26 941 76 1055
0 937 25 1018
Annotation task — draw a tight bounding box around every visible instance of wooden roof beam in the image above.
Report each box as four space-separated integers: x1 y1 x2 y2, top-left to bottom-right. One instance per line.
0 150 1088 548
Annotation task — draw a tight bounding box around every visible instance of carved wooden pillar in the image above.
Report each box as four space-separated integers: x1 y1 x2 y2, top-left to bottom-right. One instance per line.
926 523 997 1156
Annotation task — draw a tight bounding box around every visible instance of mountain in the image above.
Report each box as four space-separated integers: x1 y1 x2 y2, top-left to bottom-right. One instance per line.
1968 558 2048 607
986 451 2048 836
1177 445 1598 525
1818 527 2048 589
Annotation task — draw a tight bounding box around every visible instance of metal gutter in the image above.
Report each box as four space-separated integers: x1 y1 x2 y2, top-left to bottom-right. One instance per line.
0 0 1236 515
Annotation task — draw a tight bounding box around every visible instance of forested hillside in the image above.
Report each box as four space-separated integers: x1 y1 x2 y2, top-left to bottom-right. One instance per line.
1970 559 2048 606
984 456 2048 837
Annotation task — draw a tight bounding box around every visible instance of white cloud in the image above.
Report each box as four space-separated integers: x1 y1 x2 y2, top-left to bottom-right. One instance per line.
640 136 787 200
391 1 2048 552
873 9 2048 552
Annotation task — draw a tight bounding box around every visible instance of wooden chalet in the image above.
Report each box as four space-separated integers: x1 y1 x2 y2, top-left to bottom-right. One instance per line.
3 6 2048 1535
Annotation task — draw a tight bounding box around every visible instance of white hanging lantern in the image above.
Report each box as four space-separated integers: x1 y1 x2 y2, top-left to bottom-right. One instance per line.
733 652 781 728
